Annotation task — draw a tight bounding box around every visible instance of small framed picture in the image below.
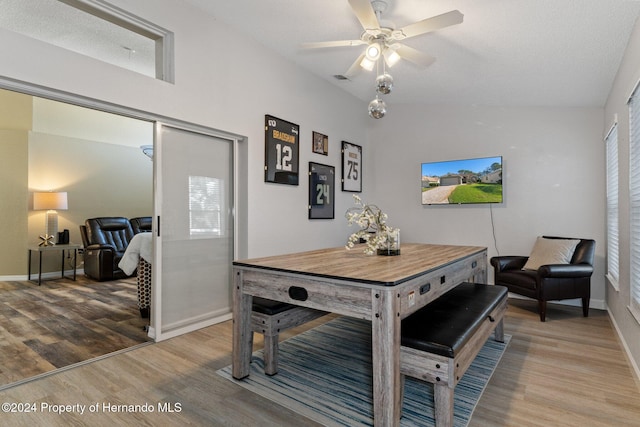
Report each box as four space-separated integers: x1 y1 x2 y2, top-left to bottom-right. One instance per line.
308 162 335 219
341 141 362 192
312 131 328 155
264 115 300 185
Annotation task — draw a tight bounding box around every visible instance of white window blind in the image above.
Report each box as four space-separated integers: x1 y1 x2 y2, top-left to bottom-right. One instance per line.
629 86 640 320
606 123 619 288
188 175 224 238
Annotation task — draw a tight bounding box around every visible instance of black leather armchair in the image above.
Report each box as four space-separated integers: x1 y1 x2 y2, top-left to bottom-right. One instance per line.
130 216 152 234
490 236 595 322
80 217 135 281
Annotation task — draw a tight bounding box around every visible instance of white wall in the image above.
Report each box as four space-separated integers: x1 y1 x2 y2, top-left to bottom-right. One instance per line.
367 104 606 307
0 0 368 259
604 15 640 377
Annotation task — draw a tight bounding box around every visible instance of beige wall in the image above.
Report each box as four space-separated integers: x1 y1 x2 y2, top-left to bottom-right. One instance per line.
0 89 153 277
0 90 31 275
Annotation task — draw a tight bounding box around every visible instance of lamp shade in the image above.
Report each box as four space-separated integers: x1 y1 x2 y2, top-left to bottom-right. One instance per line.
33 192 68 210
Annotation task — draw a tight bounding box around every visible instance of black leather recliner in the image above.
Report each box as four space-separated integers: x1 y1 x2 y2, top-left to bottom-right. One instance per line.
130 216 152 234
490 236 595 322
80 217 136 281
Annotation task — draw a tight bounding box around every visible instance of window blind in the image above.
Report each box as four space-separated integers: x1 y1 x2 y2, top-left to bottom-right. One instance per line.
188 175 224 237
629 86 640 318
606 123 619 287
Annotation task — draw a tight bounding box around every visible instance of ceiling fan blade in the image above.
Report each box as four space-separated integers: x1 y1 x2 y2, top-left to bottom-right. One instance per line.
348 0 380 31
398 10 463 39
396 45 436 68
301 40 366 49
344 52 366 78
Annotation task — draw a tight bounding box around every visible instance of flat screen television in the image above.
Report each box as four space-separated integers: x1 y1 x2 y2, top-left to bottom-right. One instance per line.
421 155 503 205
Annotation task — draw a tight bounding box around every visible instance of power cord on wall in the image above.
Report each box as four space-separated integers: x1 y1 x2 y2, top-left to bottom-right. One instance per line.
490 203 499 256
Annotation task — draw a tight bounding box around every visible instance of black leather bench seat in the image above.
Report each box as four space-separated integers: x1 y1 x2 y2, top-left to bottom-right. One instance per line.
252 297 298 315
401 283 508 358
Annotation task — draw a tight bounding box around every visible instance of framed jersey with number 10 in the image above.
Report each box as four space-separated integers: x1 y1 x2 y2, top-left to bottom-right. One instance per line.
341 141 362 192
265 115 300 185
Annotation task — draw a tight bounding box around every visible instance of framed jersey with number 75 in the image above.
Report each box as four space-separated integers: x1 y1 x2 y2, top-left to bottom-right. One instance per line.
341 141 362 192
264 115 299 185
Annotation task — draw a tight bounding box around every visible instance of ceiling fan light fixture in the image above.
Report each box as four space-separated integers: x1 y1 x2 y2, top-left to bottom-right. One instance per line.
365 42 382 61
360 56 376 71
383 47 401 67
368 97 387 119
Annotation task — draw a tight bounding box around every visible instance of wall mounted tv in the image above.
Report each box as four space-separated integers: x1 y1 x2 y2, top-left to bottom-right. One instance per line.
421 156 503 205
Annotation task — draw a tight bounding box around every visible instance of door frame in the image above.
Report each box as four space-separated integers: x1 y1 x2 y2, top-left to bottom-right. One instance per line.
0 76 248 341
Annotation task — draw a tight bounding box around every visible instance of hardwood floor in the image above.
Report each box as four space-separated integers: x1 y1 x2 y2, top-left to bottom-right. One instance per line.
0 299 638 426
0 276 150 387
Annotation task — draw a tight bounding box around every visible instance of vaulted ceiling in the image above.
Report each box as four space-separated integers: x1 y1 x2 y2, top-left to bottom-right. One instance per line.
186 0 640 107
2 1 639 109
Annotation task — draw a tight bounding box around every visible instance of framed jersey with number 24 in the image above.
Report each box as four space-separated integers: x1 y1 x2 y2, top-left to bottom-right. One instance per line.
265 115 299 185
341 141 362 192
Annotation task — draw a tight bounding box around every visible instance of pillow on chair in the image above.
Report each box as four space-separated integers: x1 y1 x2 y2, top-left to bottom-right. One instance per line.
523 237 580 270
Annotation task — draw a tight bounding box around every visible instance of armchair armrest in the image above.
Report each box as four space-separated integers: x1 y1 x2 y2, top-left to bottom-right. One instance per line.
490 256 528 272
85 243 115 252
538 264 594 278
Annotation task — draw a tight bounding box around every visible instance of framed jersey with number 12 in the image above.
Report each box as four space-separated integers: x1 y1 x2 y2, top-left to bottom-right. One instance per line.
341 141 362 192
265 115 299 185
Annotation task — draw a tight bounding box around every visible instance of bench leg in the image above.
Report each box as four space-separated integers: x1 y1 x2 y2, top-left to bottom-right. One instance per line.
263 333 279 376
434 384 454 427
494 318 504 343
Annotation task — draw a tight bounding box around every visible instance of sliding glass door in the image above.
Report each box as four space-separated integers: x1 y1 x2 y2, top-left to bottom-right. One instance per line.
152 123 235 340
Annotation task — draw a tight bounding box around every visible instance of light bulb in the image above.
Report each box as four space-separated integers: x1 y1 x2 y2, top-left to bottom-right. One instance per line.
365 42 382 61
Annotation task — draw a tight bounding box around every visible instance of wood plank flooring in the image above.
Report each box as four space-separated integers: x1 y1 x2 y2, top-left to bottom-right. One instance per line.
0 299 638 426
0 276 150 387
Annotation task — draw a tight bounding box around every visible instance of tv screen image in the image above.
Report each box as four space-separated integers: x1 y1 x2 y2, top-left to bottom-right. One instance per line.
421 156 503 205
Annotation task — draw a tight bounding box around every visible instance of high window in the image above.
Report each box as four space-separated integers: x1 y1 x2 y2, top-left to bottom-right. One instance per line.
0 0 174 82
606 123 619 290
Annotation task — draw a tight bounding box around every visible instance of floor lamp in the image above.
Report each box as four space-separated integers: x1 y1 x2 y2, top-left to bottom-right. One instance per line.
33 192 68 246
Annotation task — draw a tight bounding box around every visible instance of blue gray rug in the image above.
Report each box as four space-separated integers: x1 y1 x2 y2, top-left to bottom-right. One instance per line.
218 316 510 426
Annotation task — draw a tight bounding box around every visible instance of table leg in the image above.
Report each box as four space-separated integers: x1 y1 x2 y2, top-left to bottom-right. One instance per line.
61 249 65 279
371 288 401 427
72 249 77 281
232 269 253 379
38 252 42 286
28 250 32 281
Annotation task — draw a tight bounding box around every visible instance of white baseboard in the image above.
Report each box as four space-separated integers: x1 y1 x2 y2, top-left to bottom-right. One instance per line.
0 268 85 282
606 306 640 383
507 293 606 310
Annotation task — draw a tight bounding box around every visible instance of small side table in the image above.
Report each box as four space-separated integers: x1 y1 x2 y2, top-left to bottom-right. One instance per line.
28 243 81 286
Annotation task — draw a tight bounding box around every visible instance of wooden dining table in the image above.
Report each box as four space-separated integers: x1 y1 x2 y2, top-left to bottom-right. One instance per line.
232 243 487 427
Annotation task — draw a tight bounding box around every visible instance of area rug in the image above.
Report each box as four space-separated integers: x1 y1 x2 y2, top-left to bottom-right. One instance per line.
218 316 510 426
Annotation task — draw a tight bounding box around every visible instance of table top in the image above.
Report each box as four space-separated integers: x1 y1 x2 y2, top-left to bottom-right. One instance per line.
29 243 81 252
233 243 486 286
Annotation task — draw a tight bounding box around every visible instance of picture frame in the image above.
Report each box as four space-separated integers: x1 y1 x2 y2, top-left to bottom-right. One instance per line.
308 162 335 219
312 131 328 155
264 115 300 185
341 141 362 192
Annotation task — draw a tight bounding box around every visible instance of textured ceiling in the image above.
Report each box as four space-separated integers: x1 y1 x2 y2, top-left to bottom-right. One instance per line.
185 0 640 107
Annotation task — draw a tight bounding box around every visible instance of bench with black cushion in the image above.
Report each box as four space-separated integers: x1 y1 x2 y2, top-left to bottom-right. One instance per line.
251 297 326 375
400 282 508 427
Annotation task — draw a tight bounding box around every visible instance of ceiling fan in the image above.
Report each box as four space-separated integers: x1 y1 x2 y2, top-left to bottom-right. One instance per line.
302 0 464 79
